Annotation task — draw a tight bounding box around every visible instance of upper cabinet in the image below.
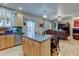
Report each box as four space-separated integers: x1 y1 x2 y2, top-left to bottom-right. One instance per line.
0 7 16 27
16 12 24 27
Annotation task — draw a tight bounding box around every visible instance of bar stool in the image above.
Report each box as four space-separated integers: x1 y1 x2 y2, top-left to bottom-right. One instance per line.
51 33 60 56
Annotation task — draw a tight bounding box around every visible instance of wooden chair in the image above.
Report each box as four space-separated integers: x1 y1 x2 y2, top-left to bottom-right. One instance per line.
58 31 68 40
51 36 60 56
44 29 60 56
44 29 56 36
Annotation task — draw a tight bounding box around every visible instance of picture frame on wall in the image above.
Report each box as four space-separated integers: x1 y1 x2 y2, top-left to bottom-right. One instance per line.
74 19 79 27
39 19 44 27
39 23 44 27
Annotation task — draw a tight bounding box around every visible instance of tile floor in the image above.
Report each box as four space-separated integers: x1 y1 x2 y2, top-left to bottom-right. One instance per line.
0 45 23 56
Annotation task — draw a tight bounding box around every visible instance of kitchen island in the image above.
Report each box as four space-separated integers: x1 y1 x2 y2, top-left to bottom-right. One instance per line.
22 34 52 56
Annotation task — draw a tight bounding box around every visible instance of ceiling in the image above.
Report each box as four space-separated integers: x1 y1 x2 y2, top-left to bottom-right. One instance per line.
0 3 79 20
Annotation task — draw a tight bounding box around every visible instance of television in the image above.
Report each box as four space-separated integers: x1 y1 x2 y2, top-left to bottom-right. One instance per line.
73 28 79 33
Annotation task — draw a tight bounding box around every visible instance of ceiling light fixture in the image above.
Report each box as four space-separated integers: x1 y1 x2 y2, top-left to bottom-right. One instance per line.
58 16 62 21
58 18 61 21
4 3 8 4
43 15 48 18
43 10 48 18
19 7 22 10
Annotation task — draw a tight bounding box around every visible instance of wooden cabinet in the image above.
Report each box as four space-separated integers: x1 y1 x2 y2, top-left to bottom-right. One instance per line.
0 35 6 49
22 37 51 56
0 35 15 50
22 37 40 56
6 35 15 48
22 37 29 55
16 12 24 27
28 39 40 56
41 39 51 56
31 45 40 56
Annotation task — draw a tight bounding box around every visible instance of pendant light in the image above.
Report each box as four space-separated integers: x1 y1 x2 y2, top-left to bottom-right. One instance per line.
43 15 47 18
43 10 48 19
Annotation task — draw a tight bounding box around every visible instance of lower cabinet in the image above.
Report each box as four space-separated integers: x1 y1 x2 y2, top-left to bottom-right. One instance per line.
30 40 40 56
22 37 29 55
6 35 15 48
0 35 6 49
31 45 40 56
22 37 51 56
22 37 40 56
0 35 15 50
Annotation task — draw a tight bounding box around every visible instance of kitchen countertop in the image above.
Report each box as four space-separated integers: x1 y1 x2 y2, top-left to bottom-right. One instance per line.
23 34 52 42
0 33 23 35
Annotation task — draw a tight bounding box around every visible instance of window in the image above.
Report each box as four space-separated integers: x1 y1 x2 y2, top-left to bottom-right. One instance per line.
0 19 4 26
44 20 52 30
5 19 11 27
26 20 35 37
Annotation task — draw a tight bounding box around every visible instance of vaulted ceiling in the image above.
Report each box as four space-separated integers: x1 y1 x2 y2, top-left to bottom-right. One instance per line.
0 3 79 20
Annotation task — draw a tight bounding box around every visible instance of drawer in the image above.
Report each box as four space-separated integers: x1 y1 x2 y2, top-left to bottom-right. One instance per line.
6 37 14 39
0 36 5 39
0 39 6 49
6 35 14 38
31 40 40 47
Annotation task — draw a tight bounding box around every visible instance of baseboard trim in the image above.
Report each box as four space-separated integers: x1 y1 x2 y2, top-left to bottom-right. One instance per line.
0 44 22 51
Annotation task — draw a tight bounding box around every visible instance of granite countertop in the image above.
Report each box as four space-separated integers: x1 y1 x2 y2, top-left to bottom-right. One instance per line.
23 34 52 42
0 33 23 35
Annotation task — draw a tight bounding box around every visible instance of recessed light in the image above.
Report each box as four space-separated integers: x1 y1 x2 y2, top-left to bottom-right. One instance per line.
4 3 8 4
19 7 22 10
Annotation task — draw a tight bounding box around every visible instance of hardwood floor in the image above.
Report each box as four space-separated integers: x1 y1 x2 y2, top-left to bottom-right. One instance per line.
0 45 22 56
59 39 79 56
0 39 79 56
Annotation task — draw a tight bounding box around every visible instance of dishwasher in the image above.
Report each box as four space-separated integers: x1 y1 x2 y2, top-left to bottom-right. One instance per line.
14 34 22 46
